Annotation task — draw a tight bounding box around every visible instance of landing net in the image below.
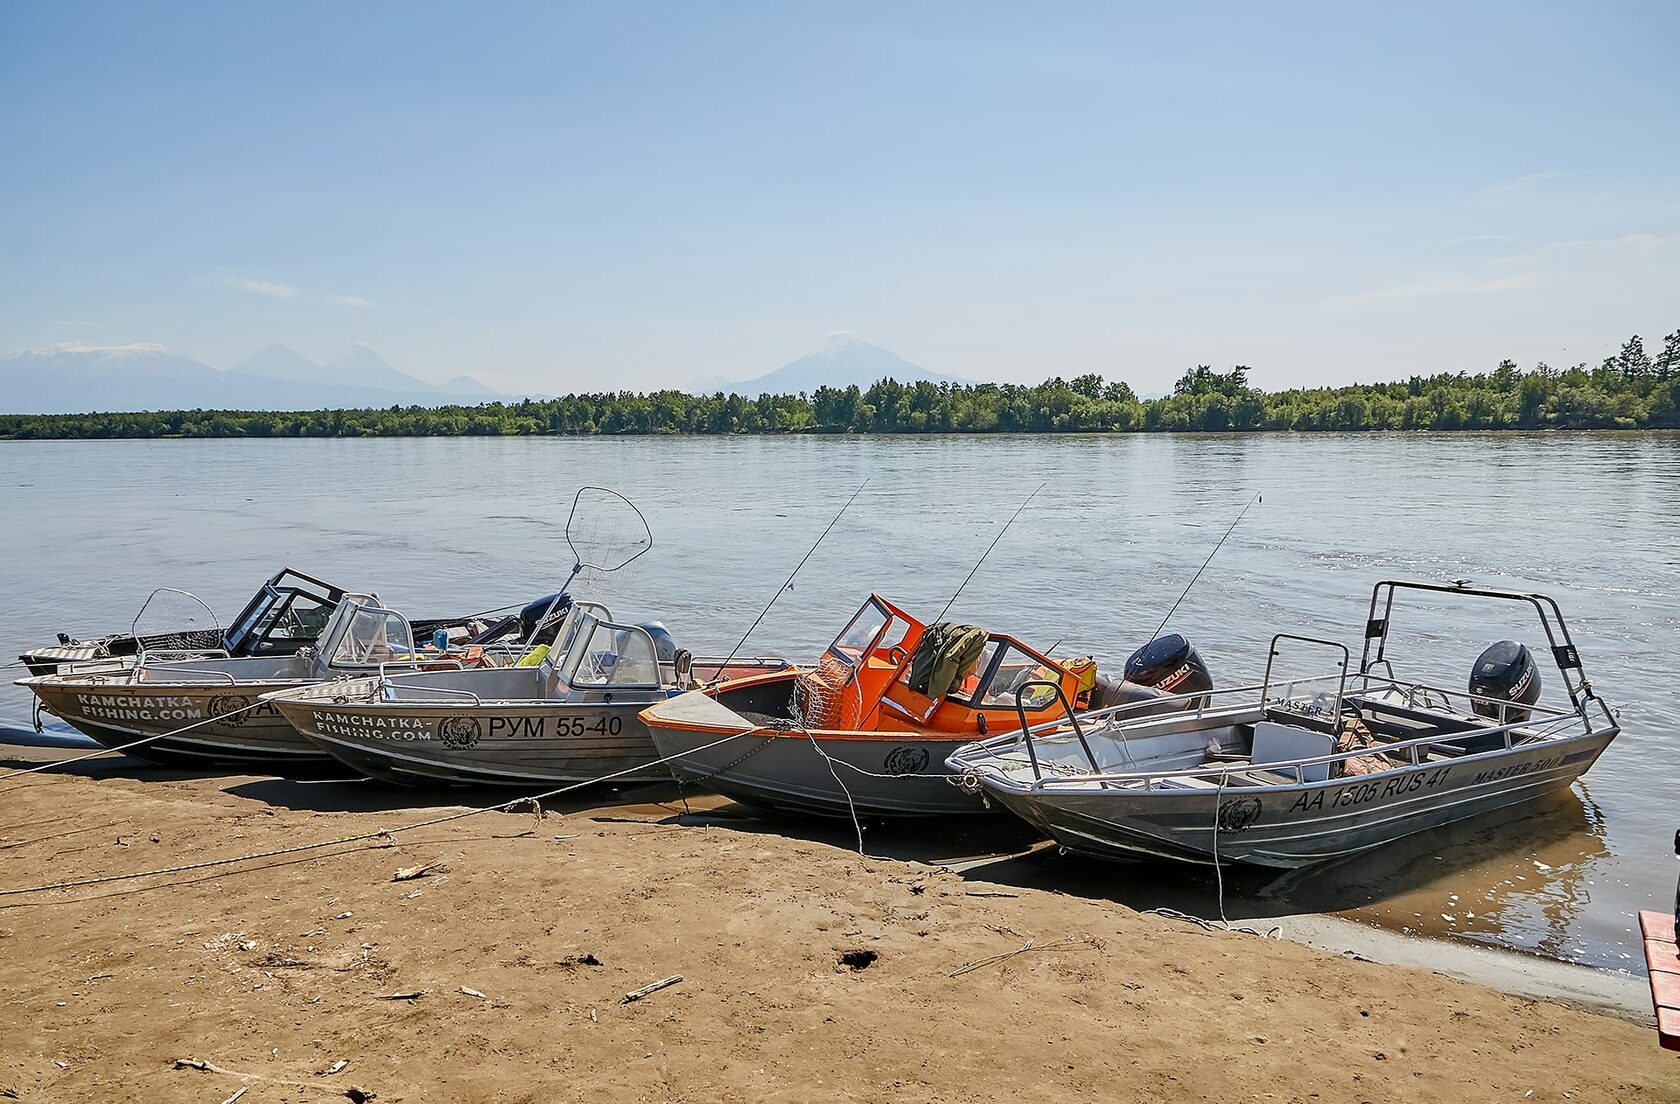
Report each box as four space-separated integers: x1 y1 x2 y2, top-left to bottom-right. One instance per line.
129 587 222 658
561 486 653 606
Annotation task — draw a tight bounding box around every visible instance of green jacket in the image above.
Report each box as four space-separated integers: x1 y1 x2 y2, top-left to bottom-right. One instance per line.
907 622 989 699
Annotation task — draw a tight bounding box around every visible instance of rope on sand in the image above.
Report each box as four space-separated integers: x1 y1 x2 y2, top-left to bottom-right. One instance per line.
0 728 755 899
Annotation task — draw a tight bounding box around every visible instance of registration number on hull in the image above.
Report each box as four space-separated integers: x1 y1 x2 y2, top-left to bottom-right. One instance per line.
312 711 625 747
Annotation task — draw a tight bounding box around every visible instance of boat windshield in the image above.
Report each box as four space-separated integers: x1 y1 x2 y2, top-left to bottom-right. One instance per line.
324 602 417 667
557 612 660 688
827 599 894 668
225 583 340 654
546 601 612 667
949 638 1061 709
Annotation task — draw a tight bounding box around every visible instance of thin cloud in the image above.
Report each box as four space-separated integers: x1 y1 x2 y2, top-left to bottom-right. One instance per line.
227 277 301 298
1477 170 1571 195
329 294 374 308
1534 232 1680 256
1319 272 1543 310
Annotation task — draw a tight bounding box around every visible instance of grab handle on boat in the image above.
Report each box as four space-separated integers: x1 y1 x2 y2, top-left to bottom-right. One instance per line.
376 658 466 696
1013 679 1099 780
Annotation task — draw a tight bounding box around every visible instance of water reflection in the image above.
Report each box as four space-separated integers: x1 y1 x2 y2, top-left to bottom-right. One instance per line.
1260 786 1618 964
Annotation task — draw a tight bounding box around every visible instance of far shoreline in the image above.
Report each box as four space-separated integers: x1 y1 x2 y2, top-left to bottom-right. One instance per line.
4 426 1679 443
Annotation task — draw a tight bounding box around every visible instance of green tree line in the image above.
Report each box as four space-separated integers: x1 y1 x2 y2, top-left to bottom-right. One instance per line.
4 329 1677 439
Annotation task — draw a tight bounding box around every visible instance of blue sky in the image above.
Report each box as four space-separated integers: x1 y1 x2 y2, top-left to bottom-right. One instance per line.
1 1 1676 393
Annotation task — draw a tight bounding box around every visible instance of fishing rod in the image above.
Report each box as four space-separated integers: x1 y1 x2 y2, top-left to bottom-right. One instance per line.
853 482 1047 731
933 482 1046 624
1149 490 1262 641
714 479 871 671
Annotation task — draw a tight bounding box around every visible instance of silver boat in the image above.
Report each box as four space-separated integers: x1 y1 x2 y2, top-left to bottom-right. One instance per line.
263 601 789 787
18 592 535 767
15 567 550 675
946 580 1621 869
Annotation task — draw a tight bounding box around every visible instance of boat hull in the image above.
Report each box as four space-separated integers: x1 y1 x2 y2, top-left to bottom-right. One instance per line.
969 730 1616 869
646 719 987 817
269 682 676 787
21 679 323 766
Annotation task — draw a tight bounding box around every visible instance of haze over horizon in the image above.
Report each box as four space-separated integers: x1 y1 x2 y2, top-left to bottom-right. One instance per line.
2 2 1677 398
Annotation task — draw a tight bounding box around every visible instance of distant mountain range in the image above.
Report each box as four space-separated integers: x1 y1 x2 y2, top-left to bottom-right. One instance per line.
693 333 974 395
1 333 978 415
0 342 515 415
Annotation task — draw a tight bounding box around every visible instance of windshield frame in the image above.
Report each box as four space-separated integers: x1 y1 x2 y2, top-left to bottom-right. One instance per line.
224 574 345 653
555 609 663 690
945 635 1066 710
825 597 896 670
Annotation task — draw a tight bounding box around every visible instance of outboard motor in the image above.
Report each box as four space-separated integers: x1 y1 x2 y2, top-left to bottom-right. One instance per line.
1124 634 1215 700
638 621 678 664
1469 640 1541 724
519 592 573 646
1087 634 1215 717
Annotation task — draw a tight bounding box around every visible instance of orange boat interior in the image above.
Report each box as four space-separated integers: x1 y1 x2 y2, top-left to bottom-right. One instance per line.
716 594 1089 739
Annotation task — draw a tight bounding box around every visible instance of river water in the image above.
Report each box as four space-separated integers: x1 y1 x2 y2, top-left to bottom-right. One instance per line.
2 433 1676 975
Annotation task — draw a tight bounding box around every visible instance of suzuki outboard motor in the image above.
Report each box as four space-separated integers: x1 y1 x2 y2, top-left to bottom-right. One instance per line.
519 592 573 646
1124 634 1215 700
1469 639 1541 725
1087 634 1215 717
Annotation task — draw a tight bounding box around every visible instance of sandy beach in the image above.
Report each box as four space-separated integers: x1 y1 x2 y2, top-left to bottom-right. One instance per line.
1 746 1674 1104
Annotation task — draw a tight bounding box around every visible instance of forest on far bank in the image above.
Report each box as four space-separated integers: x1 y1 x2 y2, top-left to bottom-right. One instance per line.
3 329 1677 440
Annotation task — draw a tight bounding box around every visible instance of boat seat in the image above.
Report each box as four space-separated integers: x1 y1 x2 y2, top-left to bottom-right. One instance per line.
1250 721 1336 783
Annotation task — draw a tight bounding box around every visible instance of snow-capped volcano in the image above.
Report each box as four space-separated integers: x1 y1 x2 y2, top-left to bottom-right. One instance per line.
698 333 974 395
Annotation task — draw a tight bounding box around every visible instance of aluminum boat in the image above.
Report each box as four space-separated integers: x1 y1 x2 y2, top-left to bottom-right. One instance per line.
17 568 346 675
18 591 556 767
15 568 546 675
946 580 1620 869
263 601 788 787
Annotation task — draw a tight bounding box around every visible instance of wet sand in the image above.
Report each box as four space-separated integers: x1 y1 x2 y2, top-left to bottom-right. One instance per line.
0 742 1674 1102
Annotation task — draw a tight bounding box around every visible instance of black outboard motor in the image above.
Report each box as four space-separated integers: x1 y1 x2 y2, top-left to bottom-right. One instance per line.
1124 634 1215 700
519 592 573 646
1469 639 1541 725
1088 634 1215 716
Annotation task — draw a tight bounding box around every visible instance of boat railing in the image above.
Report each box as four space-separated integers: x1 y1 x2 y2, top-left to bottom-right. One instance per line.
1013 680 1100 777
994 671 1346 780
1355 670 1595 729
980 668 1599 783
133 658 240 685
1018 709 1607 791
375 680 485 707
375 659 467 694
1361 580 1613 728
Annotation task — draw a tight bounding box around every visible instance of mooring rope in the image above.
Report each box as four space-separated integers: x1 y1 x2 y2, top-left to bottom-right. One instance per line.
0 726 756 899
